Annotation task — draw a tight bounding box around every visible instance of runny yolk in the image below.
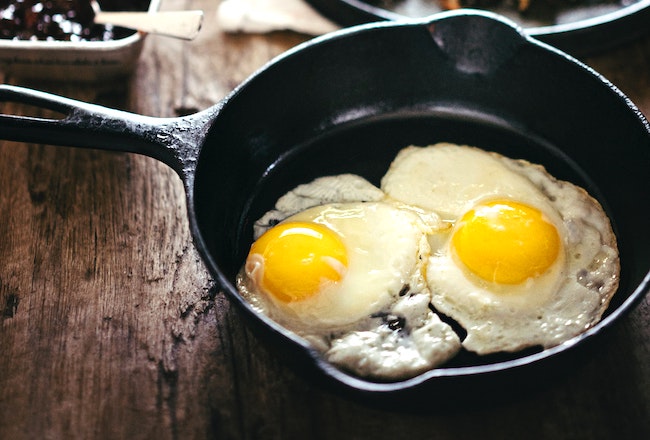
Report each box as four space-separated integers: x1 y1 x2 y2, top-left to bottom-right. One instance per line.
451 200 561 285
245 221 348 302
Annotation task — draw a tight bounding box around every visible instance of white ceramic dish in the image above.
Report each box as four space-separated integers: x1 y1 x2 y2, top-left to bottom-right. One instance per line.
0 0 160 81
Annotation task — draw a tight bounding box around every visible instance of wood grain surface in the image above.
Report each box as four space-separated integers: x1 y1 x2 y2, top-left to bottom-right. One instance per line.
1 1 649 439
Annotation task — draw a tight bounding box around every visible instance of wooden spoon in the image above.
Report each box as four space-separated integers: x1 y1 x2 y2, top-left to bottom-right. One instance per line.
91 1 204 40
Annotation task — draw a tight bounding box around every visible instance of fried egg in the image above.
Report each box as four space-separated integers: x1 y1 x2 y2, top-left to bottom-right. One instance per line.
237 176 462 379
381 143 620 354
245 202 431 327
237 143 620 379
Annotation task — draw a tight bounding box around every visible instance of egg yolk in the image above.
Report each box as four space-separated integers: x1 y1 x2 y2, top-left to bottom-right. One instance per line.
451 200 561 284
246 222 348 303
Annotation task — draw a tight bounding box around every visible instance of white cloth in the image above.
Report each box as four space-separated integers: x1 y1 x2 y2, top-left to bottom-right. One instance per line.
217 0 339 35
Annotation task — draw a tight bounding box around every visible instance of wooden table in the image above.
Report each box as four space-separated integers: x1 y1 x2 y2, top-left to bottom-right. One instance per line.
1 1 649 438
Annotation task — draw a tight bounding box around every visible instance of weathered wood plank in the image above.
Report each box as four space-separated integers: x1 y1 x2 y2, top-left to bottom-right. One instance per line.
1 1 649 438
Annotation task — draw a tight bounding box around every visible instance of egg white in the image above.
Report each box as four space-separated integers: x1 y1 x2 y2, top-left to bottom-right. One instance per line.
259 201 433 329
381 143 559 220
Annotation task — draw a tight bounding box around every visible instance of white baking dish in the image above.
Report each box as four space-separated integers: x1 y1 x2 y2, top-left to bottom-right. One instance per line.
0 0 160 81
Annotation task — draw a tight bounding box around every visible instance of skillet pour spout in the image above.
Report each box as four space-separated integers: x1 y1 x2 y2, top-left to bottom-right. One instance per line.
1 10 649 401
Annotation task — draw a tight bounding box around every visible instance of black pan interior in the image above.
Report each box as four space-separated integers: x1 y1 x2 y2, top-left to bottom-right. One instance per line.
191 14 650 383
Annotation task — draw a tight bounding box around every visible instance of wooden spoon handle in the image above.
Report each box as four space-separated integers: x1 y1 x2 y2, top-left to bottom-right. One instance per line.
94 10 204 40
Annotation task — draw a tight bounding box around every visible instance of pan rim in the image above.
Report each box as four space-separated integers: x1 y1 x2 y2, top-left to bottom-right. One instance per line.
190 9 650 393
305 0 650 39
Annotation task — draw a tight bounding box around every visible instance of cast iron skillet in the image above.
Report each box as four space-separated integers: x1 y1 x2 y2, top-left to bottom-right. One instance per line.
306 1 650 55
1 10 649 403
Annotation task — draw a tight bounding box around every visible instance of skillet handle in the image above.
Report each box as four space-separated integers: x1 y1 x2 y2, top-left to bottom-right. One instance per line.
0 84 215 180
